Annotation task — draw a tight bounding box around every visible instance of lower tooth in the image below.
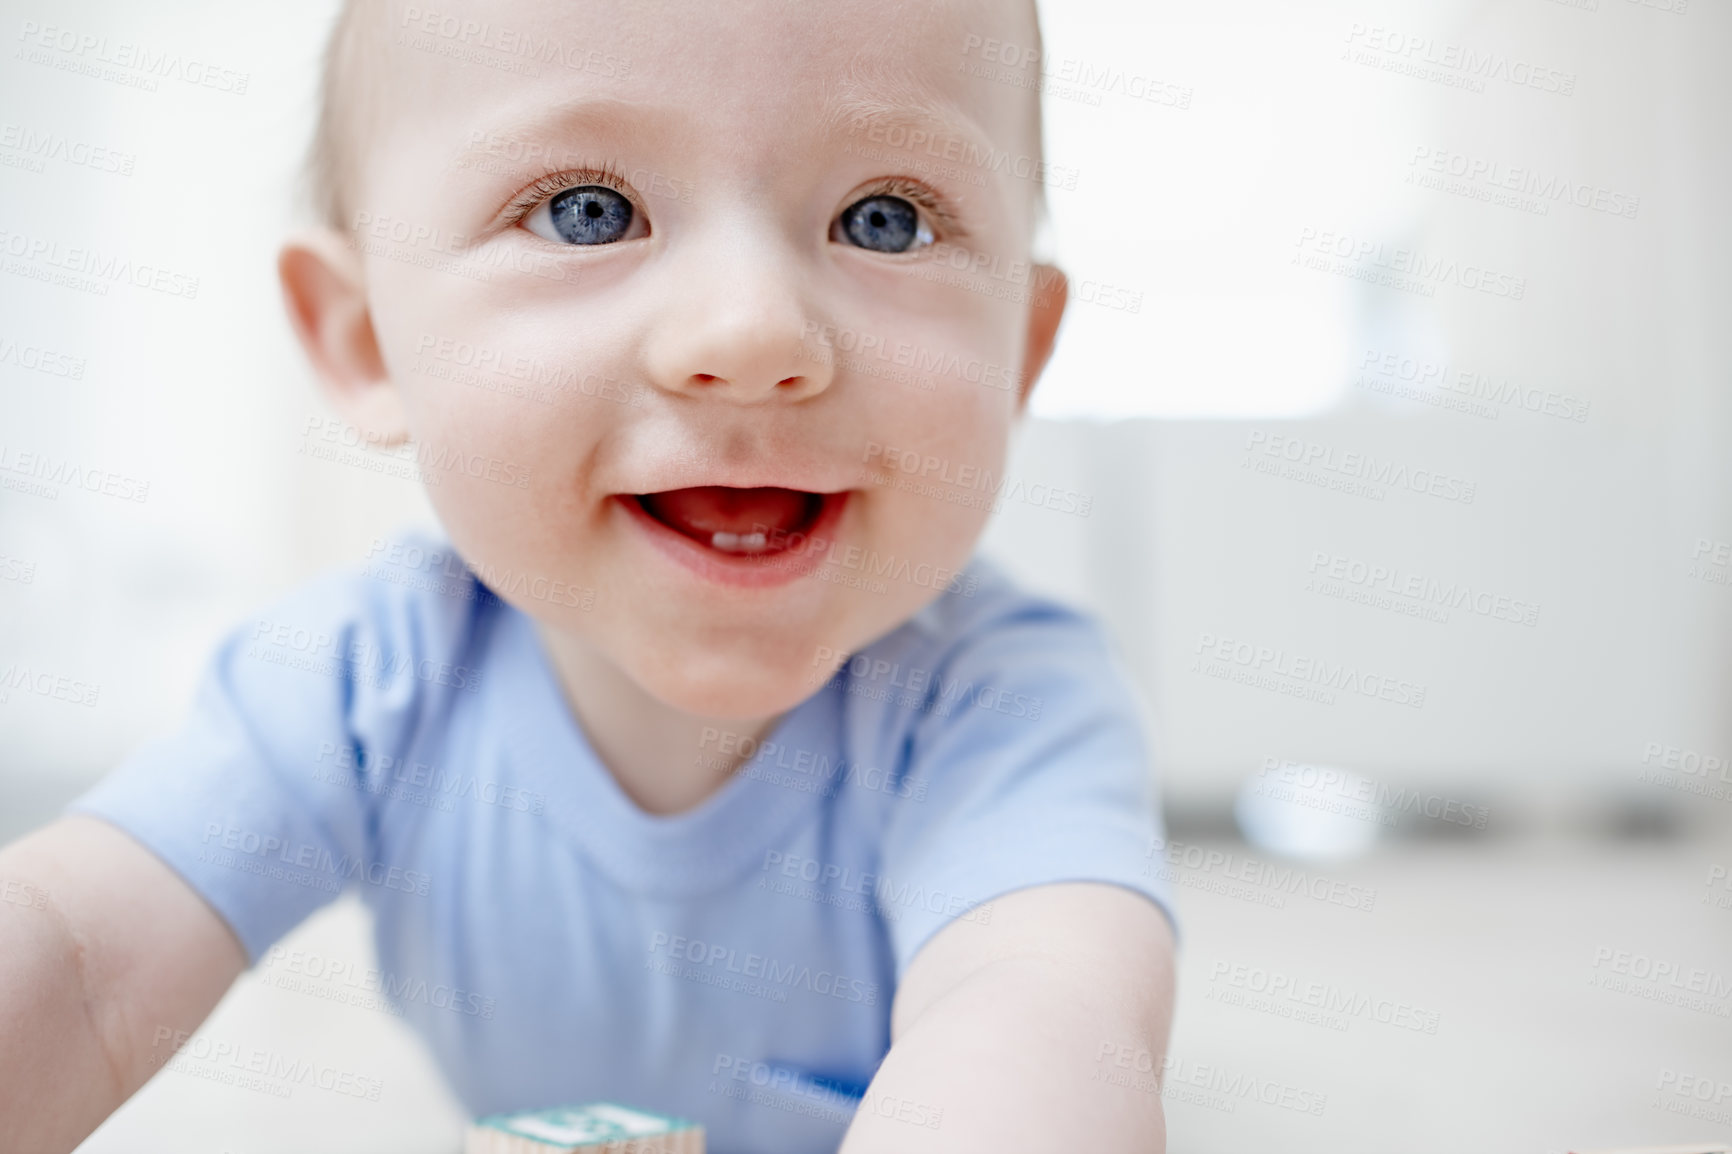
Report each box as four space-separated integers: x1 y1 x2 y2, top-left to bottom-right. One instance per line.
708 530 773 555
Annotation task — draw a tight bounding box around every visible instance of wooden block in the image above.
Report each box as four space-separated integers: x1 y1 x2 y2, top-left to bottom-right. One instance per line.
465 1102 704 1154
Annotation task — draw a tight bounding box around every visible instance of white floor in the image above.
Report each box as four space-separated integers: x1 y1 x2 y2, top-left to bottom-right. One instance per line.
73 834 1732 1154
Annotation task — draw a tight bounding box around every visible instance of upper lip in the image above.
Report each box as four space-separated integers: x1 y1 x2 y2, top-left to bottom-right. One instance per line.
613 466 858 498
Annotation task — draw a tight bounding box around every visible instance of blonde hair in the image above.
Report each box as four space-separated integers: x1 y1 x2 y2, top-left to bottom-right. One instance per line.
307 0 386 230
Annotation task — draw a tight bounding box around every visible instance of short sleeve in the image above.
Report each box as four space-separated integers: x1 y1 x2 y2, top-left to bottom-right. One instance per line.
876 604 1178 980
67 538 479 962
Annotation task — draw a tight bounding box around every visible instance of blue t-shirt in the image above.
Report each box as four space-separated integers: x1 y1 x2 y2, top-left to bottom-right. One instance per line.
71 529 1176 1154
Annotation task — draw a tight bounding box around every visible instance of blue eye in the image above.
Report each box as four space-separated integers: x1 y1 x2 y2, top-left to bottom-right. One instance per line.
839 195 930 253
544 185 634 245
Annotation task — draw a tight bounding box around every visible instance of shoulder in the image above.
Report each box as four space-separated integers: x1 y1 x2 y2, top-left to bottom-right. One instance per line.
215 526 495 747
908 554 1085 641
825 555 1150 797
66 528 494 960
850 561 1175 976
247 527 485 650
340 528 496 666
857 555 1133 716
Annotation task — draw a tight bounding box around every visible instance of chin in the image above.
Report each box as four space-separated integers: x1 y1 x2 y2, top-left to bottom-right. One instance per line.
630 643 842 722
649 670 829 723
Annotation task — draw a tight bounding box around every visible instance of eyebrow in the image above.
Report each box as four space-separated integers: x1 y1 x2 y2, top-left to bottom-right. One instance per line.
818 80 1003 168
457 96 680 169
464 88 998 160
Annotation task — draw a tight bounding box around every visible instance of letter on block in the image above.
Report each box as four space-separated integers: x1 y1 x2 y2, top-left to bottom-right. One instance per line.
467 1102 704 1154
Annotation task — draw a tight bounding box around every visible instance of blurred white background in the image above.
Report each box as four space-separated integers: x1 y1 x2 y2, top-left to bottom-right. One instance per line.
2 0 1730 1150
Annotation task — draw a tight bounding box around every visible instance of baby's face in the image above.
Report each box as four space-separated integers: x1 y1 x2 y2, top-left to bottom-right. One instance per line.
345 0 1059 718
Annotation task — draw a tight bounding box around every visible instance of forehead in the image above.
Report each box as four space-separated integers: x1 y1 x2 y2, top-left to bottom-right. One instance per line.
368 0 1037 181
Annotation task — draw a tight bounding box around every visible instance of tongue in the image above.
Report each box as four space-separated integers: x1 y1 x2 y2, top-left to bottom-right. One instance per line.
640 486 819 546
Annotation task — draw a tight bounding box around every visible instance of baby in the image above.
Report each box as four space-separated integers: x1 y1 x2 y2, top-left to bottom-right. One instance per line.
0 1 1177 1151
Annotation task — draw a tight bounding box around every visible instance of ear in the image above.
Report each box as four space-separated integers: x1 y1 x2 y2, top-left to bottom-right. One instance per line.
277 228 408 444
1016 263 1068 413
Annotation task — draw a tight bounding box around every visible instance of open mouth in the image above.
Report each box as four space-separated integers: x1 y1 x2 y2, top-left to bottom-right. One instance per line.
633 486 835 558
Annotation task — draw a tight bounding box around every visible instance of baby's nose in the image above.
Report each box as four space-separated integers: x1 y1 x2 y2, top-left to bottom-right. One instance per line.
640 241 834 403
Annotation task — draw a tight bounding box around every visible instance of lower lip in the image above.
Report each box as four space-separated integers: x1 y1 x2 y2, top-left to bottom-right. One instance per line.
618 491 852 589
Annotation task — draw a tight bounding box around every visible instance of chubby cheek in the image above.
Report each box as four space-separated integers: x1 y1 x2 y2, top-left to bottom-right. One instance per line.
830 277 1027 559
372 295 622 612
855 378 1018 570
405 404 606 631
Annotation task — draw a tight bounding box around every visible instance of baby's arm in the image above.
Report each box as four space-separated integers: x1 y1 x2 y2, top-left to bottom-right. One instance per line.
0 815 247 1153
840 882 1175 1154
